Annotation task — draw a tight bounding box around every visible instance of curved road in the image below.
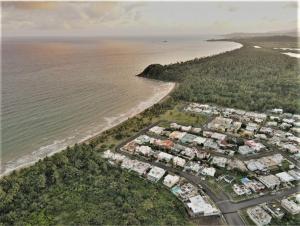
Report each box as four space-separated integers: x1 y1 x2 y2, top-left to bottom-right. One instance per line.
115 133 299 226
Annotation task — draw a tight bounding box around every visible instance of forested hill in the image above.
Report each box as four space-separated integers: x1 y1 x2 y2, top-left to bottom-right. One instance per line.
138 36 300 113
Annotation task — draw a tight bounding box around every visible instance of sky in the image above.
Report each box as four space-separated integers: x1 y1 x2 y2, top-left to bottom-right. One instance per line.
2 1 298 37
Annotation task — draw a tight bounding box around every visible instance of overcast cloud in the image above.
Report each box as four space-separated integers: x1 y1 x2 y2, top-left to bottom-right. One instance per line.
2 1 298 36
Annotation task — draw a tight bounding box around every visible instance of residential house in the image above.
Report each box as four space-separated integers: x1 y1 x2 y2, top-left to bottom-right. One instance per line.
288 170 300 181
281 198 300 215
247 206 272 226
157 151 173 163
262 202 285 219
201 167 216 177
193 136 207 146
187 195 219 216
224 175 235 184
149 126 165 135
163 174 180 188
135 135 151 145
271 108 283 114
173 156 186 167
169 131 187 140
245 140 265 152
232 184 252 196
238 145 255 155
211 156 227 168
275 172 295 183
258 175 280 189
184 161 202 174
181 133 199 144
147 166 166 182
135 145 153 156
131 161 151 176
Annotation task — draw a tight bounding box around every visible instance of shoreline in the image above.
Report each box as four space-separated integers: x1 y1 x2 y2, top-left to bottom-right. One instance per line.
82 81 177 145
0 82 176 178
1 41 242 179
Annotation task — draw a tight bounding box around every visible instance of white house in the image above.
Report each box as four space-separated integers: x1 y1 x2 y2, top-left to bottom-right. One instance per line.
201 167 216 177
147 166 166 182
258 175 280 189
173 156 186 167
247 206 272 226
163 174 180 188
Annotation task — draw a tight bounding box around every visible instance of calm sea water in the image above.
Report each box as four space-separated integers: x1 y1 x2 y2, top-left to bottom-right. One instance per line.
1 36 241 175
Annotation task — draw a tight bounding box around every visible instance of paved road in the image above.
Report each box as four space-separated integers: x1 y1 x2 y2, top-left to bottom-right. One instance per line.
218 186 299 213
223 212 245 226
115 138 299 226
117 149 243 224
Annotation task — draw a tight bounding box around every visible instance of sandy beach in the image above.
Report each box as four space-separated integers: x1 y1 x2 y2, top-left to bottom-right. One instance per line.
1 40 242 178
0 82 175 178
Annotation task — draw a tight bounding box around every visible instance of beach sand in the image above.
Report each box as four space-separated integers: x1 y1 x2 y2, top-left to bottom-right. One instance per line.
282 52 300 58
0 82 175 178
1 41 242 178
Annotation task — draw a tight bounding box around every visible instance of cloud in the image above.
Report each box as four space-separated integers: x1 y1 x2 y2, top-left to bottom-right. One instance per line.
2 2 298 36
228 6 239 12
83 2 119 19
283 1 298 9
3 2 57 10
217 3 239 13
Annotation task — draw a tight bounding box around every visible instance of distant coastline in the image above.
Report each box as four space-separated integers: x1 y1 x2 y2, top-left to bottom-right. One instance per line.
1 41 242 178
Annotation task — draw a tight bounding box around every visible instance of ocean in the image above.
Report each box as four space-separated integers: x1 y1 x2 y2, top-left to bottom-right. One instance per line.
1 36 242 175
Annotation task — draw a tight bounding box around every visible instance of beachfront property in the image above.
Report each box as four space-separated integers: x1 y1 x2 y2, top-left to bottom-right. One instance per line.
102 149 126 163
170 122 202 134
149 126 165 135
134 134 152 145
246 206 272 226
184 103 219 116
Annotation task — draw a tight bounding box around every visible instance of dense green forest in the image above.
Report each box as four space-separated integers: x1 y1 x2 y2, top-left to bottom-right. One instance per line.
0 144 188 225
140 36 300 113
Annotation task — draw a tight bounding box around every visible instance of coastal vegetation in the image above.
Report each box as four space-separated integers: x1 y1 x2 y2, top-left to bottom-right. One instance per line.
0 144 188 225
139 36 300 113
1 36 299 225
0 99 194 225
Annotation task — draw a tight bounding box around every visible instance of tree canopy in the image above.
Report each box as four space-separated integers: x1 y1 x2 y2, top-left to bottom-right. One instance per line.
140 36 300 113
